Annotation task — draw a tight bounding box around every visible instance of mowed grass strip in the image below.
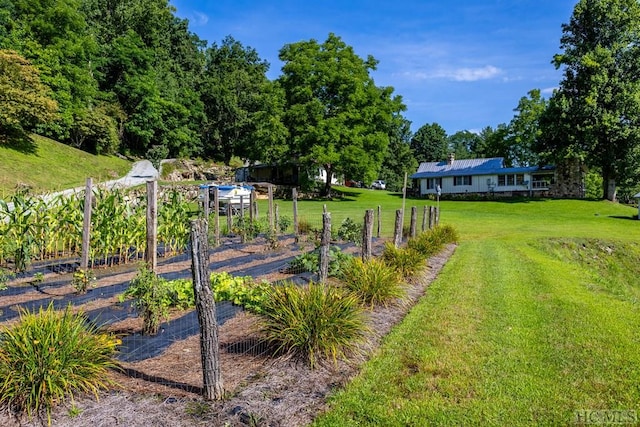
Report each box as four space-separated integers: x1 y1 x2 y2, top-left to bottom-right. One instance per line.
314 234 640 426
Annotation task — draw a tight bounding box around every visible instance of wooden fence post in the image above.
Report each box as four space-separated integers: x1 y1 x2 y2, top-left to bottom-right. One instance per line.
422 205 428 232
376 205 381 238
146 180 158 272
292 188 299 242
429 206 435 229
203 186 210 219
213 189 220 247
268 184 274 232
226 204 232 236
410 206 417 238
189 218 224 401
249 189 255 224
80 178 92 270
362 209 374 261
393 209 403 248
435 206 440 226
318 212 331 283
275 203 280 234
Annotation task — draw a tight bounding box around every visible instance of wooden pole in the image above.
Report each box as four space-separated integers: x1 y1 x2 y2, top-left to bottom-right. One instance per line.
410 206 417 238
292 188 299 242
429 206 435 229
213 188 220 247
203 186 210 219
376 205 381 239
268 184 274 232
226 204 232 236
422 205 428 232
435 206 440 226
318 212 331 283
393 209 403 248
362 209 374 261
189 219 224 400
80 178 92 270
275 203 280 234
145 180 158 272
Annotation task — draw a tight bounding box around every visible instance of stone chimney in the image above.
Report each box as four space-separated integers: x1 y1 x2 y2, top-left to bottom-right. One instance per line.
447 153 455 165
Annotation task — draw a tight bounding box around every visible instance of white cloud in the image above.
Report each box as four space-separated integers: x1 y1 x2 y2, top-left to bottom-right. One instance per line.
394 65 501 82
541 86 558 95
189 11 209 26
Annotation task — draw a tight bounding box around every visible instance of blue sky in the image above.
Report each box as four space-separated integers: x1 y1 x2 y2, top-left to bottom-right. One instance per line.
169 0 577 135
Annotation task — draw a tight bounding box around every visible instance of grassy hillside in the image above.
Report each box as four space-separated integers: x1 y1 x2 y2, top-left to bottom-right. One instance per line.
0 134 132 196
309 195 640 426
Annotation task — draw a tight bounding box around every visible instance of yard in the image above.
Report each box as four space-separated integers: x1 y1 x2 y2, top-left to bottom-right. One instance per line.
1 189 639 426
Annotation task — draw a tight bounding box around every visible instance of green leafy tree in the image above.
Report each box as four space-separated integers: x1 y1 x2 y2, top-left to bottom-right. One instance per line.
501 89 548 167
201 36 286 164
410 122 448 163
539 0 640 201
278 33 404 195
447 130 481 160
0 49 58 139
379 117 417 192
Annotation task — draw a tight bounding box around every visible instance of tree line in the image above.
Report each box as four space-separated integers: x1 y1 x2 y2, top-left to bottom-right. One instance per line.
2 0 639 200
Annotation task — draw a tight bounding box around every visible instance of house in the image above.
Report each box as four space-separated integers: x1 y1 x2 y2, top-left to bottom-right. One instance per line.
410 154 556 197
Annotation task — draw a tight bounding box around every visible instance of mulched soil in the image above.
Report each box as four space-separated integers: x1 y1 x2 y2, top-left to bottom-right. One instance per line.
0 239 456 427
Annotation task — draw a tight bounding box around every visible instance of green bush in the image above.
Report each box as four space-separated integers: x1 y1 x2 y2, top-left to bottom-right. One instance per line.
120 265 172 335
407 224 458 257
257 281 367 368
210 272 270 314
337 217 363 245
341 257 406 307
0 303 119 424
381 243 426 279
286 246 353 277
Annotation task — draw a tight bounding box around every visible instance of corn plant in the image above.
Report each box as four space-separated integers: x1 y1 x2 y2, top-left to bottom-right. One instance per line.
0 303 119 424
158 189 190 256
0 191 38 272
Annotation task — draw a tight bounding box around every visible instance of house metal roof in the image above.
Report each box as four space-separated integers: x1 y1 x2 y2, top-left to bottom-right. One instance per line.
410 157 554 179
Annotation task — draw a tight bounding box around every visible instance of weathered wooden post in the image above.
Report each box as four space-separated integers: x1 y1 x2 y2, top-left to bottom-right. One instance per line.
80 178 92 270
410 206 417 238
226 203 232 236
275 204 280 234
268 184 274 232
422 205 428 232
239 195 245 218
435 206 440 226
146 180 158 272
318 211 331 283
213 189 220 247
393 209 403 248
292 188 299 242
376 205 381 238
189 218 224 400
429 206 435 229
362 209 374 261
203 185 210 219
249 189 255 224
239 195 245 243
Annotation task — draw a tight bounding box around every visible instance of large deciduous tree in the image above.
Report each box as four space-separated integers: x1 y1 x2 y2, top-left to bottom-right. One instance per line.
0 49 58 139
379 117 416 192
539 0 640 201
201 36 286 165
410 123 448 163
278 33 404 195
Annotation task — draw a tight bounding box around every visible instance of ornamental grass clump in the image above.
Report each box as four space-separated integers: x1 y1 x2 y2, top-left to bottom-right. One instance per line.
381 242 426 279
257 281 367 368
0 303 119 424
407 225 458 258
341 257 406 307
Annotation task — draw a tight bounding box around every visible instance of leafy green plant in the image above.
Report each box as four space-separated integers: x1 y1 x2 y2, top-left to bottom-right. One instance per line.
121 265 171 335
337 217 363 245
285 246 353 277
257 281 367 368
0 267 14 291
278 215 293 233
71 268 96 294
210 272 271 314
341 257 406 307
166 278 195 310
381 243 426 278
0 303 119 424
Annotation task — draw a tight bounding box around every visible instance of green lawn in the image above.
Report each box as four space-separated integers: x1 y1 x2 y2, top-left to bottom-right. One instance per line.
298 193 640 426
0 134 131 196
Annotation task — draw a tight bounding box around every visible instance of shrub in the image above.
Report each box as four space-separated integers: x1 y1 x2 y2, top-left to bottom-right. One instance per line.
278 215 293 233
285 246 353 277
257 281 367 368
337 217 363 245
121 265 171 335
341 257 406 307
210 272 270 314
0 303 119 424
381 243 426 279
71 268 96 294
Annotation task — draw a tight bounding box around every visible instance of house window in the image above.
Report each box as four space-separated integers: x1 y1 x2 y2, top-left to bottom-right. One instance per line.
454 176 472 186
426 178 442 190
498 174 526 186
